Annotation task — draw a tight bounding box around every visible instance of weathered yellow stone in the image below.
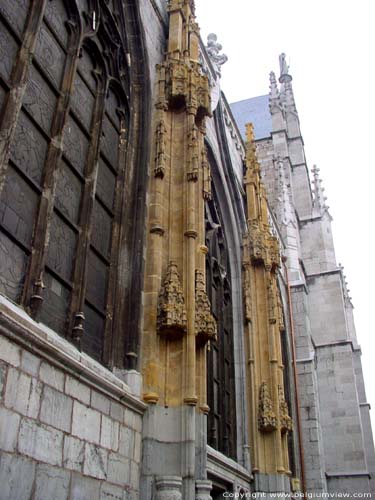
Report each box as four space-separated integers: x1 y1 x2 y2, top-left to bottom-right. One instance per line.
141 0 212 409
243 122 292 475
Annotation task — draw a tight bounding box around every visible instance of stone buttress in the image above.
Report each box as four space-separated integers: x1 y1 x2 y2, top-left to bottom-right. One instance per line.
254 55 375 496
141 1 214 498
243 123 293 494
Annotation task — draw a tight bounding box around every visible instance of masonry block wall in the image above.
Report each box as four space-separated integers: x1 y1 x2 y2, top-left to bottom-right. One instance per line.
0 299 144 500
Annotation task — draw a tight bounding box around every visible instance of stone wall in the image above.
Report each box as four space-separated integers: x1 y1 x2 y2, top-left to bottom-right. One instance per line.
0 297 145 500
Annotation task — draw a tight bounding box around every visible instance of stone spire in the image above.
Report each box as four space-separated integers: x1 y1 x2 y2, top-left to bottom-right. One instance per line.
205 33 228 76
311 165 330 216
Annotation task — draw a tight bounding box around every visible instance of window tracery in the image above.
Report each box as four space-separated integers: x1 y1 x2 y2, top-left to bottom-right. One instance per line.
206 185 237 459
0 0 146 366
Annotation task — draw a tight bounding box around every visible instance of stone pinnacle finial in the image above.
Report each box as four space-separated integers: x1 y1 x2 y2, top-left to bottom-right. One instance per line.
269 71 279 100
312 165 329 215
206 33 228 76
246 123 255 144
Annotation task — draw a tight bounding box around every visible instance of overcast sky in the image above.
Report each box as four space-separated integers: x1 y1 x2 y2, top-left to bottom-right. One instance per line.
195 0 375 431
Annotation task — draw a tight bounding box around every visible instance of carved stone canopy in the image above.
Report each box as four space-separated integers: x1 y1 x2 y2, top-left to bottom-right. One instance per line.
195 269 217 345
279 385 293 433
157 262 187 338
258 382 277 433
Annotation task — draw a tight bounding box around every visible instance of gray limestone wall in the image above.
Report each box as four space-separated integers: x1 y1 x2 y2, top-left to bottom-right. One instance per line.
290 164 313 219
140 406 189 498
255 139 278 213
291 286 327 493
297 358 327 493
0 298 144 500
285 114 301 141
290 286 313 361
307 273 348 345
288 136 306 166
299 216 337 275
254 62 375 497
316 343 372 495
354 352 375 493
221 101 245 184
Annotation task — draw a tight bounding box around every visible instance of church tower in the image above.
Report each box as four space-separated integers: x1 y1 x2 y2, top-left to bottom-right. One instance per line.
231 53 375 496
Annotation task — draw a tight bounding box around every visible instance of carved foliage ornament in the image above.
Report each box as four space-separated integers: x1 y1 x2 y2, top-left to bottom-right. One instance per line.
249 220 265 262
195 269 216 344
157 262 187 338
278 385 293 433
167 0 193 12
267 234 280 269
258 382 277 433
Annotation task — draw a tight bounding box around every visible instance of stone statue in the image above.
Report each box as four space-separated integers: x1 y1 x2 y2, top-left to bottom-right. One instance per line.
279 52 289 76
206 33 228 75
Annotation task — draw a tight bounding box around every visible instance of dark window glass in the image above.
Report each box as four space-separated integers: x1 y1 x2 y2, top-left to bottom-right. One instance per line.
0 0 31 37
206 185 237 459
0 0 132 365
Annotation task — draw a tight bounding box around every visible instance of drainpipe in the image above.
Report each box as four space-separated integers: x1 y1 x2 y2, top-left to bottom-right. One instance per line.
283 257 307 496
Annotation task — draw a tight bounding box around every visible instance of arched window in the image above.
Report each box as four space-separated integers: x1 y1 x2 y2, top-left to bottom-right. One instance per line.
206 183 237 459
0 0 147 366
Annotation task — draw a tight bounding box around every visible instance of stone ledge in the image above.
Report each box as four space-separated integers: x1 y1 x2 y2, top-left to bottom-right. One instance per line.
296 356 315 364
315 339 361 353
207 445 252 486
306 268 341 279
0 296 146 415
325 471 371 479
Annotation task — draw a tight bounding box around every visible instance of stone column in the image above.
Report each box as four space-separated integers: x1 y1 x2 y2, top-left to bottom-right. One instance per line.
155 476 183 500
195 480 213 500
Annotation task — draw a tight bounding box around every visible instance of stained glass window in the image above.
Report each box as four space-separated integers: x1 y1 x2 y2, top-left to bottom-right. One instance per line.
0 0 141 366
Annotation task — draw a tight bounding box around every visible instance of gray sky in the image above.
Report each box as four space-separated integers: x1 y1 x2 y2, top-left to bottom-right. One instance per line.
196 0 375 430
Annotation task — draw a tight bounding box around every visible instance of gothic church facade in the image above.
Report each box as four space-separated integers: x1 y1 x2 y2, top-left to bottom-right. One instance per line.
0 1 373 499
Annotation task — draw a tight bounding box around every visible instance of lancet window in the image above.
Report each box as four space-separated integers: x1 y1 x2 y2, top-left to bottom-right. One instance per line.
205 186 237 459
0 0 140 365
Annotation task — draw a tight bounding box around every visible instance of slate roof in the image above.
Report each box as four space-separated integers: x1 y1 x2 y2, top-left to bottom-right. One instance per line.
230 95 271 141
